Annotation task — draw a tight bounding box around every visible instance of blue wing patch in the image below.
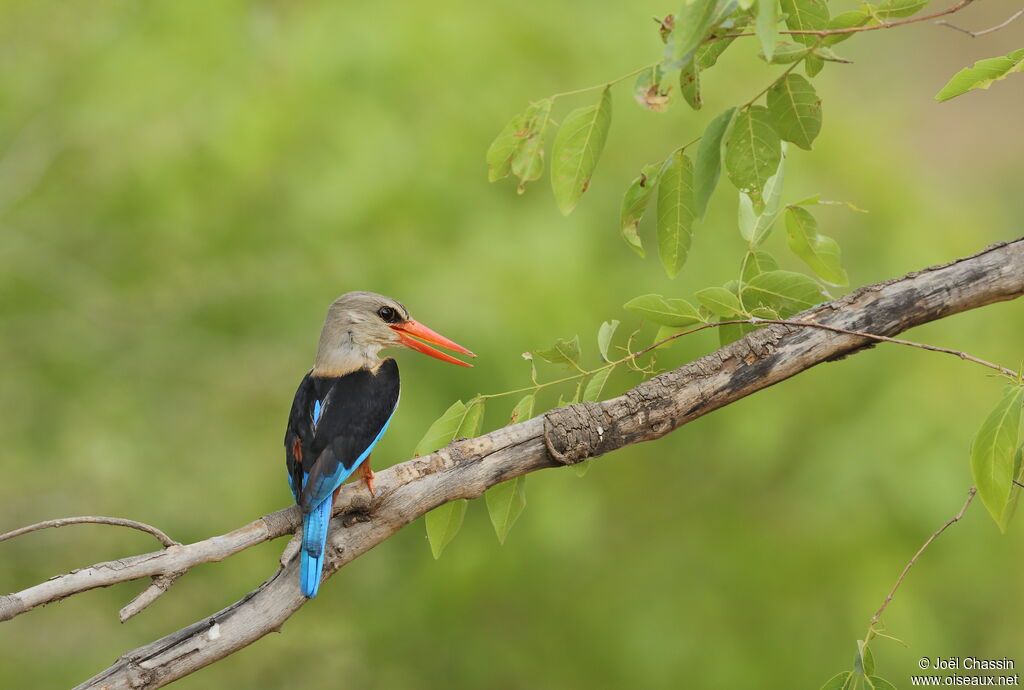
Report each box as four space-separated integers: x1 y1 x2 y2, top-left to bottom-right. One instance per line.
312 399 323 427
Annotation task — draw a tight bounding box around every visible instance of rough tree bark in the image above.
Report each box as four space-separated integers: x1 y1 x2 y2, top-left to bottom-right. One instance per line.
1 239 1021 689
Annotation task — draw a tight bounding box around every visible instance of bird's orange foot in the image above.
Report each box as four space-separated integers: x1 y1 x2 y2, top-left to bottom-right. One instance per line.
359 460 376 497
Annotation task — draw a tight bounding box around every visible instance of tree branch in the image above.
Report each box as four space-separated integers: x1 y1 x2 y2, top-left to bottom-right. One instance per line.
2 238 1021 689
936 7 1024 37
719 0 979 40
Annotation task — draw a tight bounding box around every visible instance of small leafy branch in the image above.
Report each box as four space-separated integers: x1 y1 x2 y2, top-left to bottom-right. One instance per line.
415 0 1024 685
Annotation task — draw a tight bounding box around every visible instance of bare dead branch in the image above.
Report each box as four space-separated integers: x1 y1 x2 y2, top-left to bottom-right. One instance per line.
0 516 180 549
936 8 1024 36
0 238 1020 688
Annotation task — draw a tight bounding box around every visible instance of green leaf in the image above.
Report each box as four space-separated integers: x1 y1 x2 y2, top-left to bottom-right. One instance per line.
876 0 929 20
725 106 782 205
824 10 869 45
680 61 701 110
508 394 535 424
756 0 780 61
658 150 697 278
425 498 468 559
535 336 582 368
583 367 612 402
786 206 848 285
510 99 553 194
551 87 613 215
620 162 662 257
414 400 467 456
748 146 787 244
855 640 875 677
740 249 779 282
781 0 829 45
867 677 898 690
696 286 744 317
667 0 720 68
486 113 526 182
820 672 854 690
738 192 757 240
762 40 812 63
971 386 1024 531
718 318 755 347
694 107 736 219
653 324 688 349
458 398 485 438
695 14 749 69
804 53 824 77
935 49 1024 102
768 74 822 150
598 320 620 361
743 269 825 316
624 294 704 326
485 476 527 545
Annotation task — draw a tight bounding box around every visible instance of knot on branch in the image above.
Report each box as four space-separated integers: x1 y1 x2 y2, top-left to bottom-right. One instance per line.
0 594 26 622
543 402 612 466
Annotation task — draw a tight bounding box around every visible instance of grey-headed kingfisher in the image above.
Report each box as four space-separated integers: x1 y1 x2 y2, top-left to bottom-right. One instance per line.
284 291 474 598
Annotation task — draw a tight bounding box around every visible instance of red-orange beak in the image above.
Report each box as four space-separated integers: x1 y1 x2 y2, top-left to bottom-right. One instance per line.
390 320 476 367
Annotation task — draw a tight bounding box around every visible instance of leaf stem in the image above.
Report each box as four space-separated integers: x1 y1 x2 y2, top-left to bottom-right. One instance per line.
550 63 658 100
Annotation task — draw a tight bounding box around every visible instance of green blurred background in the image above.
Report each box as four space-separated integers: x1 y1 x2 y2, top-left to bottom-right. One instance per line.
1 1 1022 687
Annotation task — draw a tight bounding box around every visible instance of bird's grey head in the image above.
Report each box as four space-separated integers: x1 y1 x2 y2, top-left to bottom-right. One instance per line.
313 291 411 375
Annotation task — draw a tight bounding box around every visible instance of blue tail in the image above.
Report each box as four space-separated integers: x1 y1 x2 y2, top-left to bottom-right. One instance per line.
299 498 332 598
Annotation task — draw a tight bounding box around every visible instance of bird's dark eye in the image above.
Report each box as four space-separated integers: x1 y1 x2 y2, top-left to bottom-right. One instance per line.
377 306 399 323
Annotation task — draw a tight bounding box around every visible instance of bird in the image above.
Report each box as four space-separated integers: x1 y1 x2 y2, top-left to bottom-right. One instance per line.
284 291 474 598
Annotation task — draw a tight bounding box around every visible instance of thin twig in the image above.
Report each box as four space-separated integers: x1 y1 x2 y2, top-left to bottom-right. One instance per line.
936 8 1024 36
718 0 977 40
0 516 179 548
869 487 976 627
637 317 1020 380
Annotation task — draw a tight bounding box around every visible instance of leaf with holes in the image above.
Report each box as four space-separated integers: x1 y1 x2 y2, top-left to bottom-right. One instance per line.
971 386 1024 531
768 74 822 150
620 162 663 257
624 294 703 327
657 150 697 278
936 49 1024 102
786 206 848 285
725 106 782 205
694 107 736 219
551 87 613 215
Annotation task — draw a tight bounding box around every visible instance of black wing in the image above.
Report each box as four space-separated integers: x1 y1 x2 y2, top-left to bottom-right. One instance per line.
284 359 400 510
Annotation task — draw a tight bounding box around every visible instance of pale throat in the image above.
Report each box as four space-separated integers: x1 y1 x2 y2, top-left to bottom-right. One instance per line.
312 330 384 377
